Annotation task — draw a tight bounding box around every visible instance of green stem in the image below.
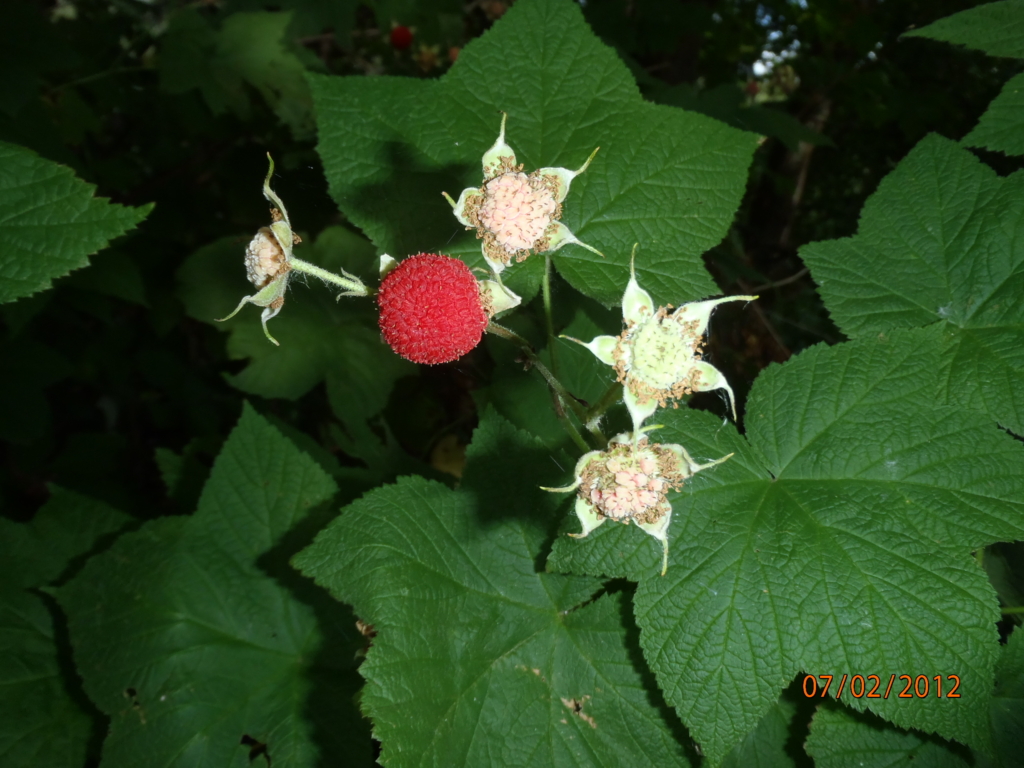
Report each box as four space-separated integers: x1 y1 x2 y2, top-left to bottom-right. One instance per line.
290 257 371 297
585 381 623 428
548 389 590 454
487 320 608 452
486 322 609 448
1002 606 1024 615
487 322 585 418
975 546 985 569
542 253 558 375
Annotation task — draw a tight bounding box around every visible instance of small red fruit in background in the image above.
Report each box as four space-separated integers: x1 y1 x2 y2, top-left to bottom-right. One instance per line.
377 254 488 365
390 25 413 51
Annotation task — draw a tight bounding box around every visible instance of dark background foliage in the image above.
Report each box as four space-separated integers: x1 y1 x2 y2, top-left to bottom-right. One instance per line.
4 0 1019 522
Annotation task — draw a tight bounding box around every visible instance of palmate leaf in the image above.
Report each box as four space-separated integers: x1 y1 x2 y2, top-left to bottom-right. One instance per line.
800 135 1024 434
54 404 372 768
0 141 151 304
0 487 130 768
548 329 1024 764
293 410 697 768
312 0 757 306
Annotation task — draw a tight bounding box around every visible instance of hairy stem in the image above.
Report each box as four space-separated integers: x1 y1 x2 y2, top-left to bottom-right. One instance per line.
549 389 590 453
289 257 371 297
542 253 558 375
585 381 623 432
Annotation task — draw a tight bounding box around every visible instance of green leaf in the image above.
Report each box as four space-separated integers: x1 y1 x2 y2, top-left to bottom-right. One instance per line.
54 404 373 768
217 12 316 138
903 1 1024 59
224 0 360 42
548 330 1024 763
964 72 1024 157
312 0 757 306
0 141 151 304
294 409 696 768
805 703 969 768
0 591 96 768
720 689 806 768
988 627 1024 767
177 230 411 425
0 488 130 768
0 486 131 591
800 135 1024 434
159 10 315 138
807 630 1022 767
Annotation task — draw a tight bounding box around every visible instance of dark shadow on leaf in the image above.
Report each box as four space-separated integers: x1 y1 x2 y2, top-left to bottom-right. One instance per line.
611 581 701 765
780 679 816 768
37 589 107 768
459 413 571 537
812 697 974 765
256 497 375 767
345 142 473 256
37 514 140 767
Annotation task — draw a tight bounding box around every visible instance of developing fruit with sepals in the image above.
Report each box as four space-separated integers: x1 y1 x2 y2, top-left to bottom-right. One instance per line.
567 245 757 432
442 112 602 276
543 428 733 576
217 154 370 345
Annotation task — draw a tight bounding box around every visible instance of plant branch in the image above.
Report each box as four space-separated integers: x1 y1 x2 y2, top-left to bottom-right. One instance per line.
542 253 558 375
487 322 585 418
585 381 623 431
487 321 605 449
748 267 809 294
289 257 371 297
548 388 590 453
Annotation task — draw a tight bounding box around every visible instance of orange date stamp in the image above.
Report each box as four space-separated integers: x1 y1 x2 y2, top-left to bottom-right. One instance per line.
801 674 961 699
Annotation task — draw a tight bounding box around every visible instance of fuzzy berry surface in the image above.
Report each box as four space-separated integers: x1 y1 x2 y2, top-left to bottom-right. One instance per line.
377 253 488 365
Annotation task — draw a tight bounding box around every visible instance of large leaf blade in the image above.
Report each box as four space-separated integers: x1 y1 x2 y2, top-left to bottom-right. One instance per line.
0 141 151 304
800 135 1024 433
55 405 372 768
294 410 696 768
312 0 757 306
549 330 1024 762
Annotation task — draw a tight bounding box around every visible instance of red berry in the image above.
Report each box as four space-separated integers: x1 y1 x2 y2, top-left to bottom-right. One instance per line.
377 254 488 365
390 25 413 51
